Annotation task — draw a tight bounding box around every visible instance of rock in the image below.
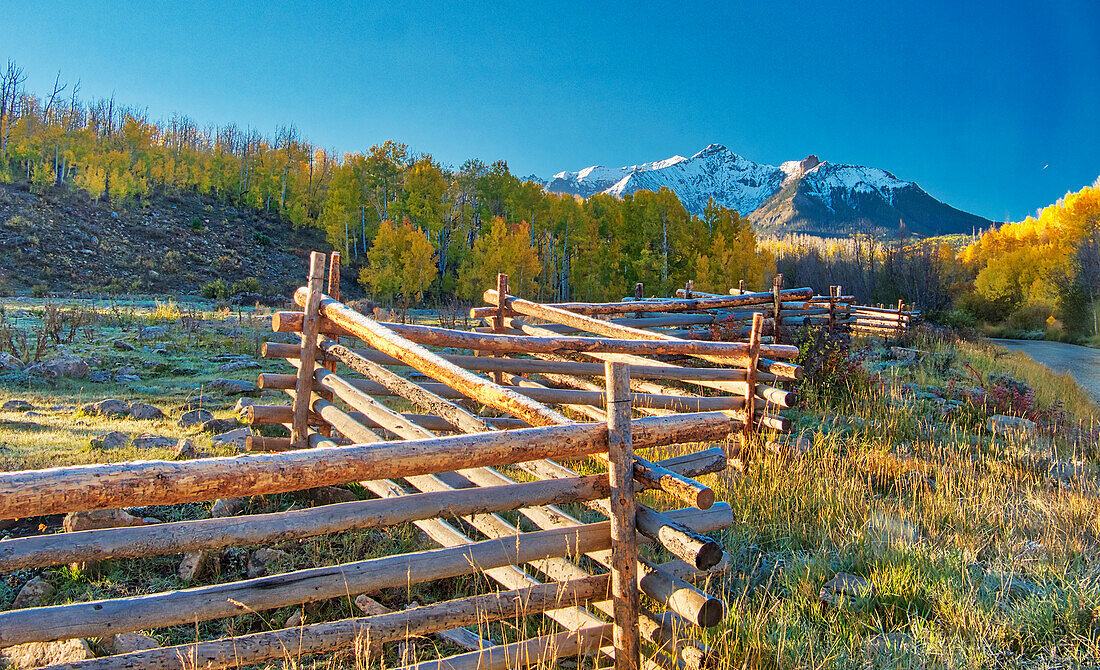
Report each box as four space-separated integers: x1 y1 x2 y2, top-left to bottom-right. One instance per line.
87 370 112 383
819 573 875 606
11 576 55 609
131 433 175 449
174 438 198 459
247 548 291 578
139 326 167 340
80 398 131 418
205 378 258 395
233 397 256 416
0 639 94 666
178 549 219 584
201 418 240 433
24 355 90 379
210 497 249 518
91 431 130 450
998 576 1036 600
115 373 141 383
128 402 165 421
987 414 1038 437
890 347 923 364
180 397 214 411
219 360 261 372
111 339 136 351
2 399 33 411
178 409 214 428
355 594 391 616
285 610 304 628
305 486 360 506
1048 461 1083 482
116 365 139 376
0 352 23 372
864 512 921 546
108 632 159 654
63 508 146 532
211 427 251 449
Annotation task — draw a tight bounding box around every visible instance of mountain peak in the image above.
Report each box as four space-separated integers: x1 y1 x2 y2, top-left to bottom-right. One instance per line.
546 145 992 237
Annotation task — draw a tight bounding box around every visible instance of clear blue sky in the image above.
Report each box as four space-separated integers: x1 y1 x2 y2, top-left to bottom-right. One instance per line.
5 1 1099 222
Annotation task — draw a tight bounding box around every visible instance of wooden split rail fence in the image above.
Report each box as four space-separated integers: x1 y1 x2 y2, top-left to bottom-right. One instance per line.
0 251 804 670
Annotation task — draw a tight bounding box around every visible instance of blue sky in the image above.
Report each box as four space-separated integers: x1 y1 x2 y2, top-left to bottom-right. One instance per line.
5 1 1099 222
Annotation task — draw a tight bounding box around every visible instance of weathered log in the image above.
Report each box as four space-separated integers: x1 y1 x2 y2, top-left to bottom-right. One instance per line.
0 475 611 572
469 288 813 317
606 362 640 670
0 506 730 646
402 624 614 670
292 252 326 447
0 412 736 519
42 577 611 670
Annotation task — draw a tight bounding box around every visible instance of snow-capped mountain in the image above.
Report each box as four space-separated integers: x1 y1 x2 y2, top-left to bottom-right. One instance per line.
546 144 991 237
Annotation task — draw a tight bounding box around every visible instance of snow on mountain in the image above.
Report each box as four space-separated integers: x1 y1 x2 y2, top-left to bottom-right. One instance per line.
546 145 990 236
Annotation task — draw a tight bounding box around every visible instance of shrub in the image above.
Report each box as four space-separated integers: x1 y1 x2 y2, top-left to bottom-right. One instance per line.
189 217 204 232
253 231 272 246
30 283 49 298
200 278 229 300
231 277 262 296
164 250 183 273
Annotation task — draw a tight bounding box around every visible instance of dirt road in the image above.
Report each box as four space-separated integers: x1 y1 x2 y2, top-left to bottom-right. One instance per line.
993 339 1100 405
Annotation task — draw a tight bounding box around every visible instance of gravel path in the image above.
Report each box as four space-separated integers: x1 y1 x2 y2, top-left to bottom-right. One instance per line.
992 339 1100 406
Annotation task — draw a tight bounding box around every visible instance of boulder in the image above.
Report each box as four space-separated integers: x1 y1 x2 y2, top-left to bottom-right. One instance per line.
90 431 130 450
201 418 240 434
64 508 146 532
178 409 214 428
1049 460 1083 482
87 370 112 383
116 365 139 376
2 399 33 411
210 497 249 518
178 549 219 584
174 438 198 459
111 339 136 351
233 397 256 416
0 352 23 372
11 576 55 609
80 399 131 418
819 573 875 606
24 355 90 379
128 402 165 421
305 486 360 506
108 632 159 654
205 378 259 395
987 414 1038 436
211 427 251 450
355 594 391 615
139 326 167 340
219 360 261 372
285 610 304 628
247 547 291 578
0 639 94 667
115 373 141 383
131 433 175 450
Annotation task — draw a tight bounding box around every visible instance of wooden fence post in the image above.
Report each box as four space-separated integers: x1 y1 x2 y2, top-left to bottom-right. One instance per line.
684 280 694 300
606 361 640 670
634 283 644 319
492 273 509 384
828 285 837 336
292 252 326 448
744 313 763 443
772 274 784 344
896 299 904 337
317 252 341 438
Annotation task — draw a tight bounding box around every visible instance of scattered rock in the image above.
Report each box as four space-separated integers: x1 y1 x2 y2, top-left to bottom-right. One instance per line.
210 497 249 518
128 402 165 421
997 576 1037 600
131 433 175 449
180 397 214 411
201 418 239 433
355 594 391 616
987 414 1038 437
86 370 112 383
285 611 304 628
11 576 55 609
0 352 23 372
24 355 90 380
820 573 875 606
211 427 251 449
178 549 219 584
174 438 198 459
1048 460 1083 482
233 397 256 416
178 409 214 428
64 508 147 532
80 398 131 418
91 431 130 450
205 378 258 395
890 347 923 364
108 632 159 654
116 365 139 376
0 639 94 667
115 373 141 383
219 360 261 372
305 486 360 506
247 548 291 578
139 326 167 340
111 339 136 351
0 418 44 430
2 399 34 411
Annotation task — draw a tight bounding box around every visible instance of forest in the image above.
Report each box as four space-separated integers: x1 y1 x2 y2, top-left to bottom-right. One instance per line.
1 60 1098 341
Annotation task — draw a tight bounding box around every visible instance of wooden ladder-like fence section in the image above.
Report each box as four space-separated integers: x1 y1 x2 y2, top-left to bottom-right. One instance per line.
0 251 802 670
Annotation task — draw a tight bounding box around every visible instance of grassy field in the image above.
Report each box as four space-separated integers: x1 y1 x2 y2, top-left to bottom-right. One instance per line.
0 300 1098 669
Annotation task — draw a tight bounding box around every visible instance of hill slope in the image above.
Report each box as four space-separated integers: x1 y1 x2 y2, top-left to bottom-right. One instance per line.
547 145 992 237
0 183 336 298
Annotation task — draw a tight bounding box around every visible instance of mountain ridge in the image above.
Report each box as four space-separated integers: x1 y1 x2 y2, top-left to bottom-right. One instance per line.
546 145 992 237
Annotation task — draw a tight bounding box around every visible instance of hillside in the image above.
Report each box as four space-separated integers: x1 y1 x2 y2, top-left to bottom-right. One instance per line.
547 145 993 237
0 183 338 299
